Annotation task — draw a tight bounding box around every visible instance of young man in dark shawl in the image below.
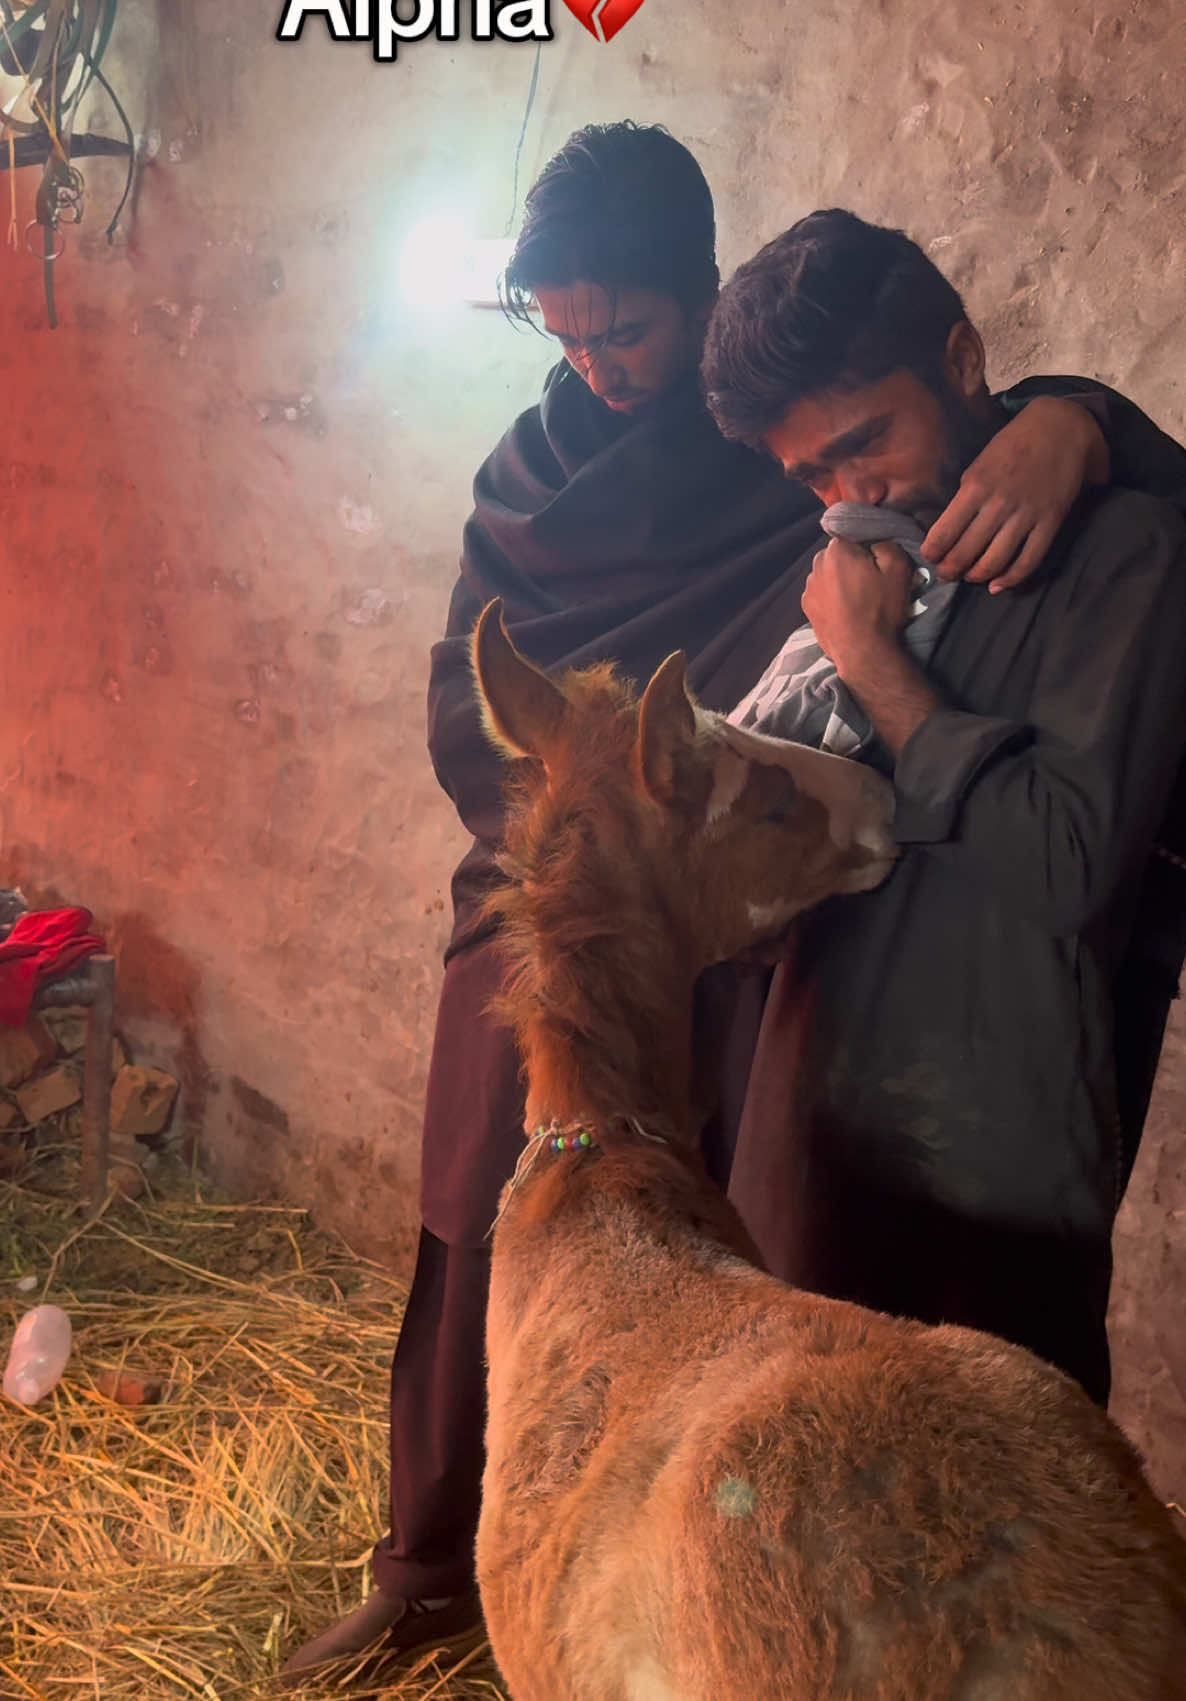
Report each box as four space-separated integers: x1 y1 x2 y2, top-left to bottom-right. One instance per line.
282 127 1186 1678
702 205 1186 1419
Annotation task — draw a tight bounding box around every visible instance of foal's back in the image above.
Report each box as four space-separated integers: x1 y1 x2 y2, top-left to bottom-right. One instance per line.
482 1149 1186 1701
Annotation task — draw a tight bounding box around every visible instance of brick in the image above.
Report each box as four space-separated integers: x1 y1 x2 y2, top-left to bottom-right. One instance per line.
15 1065 82 1124
0 1018 58 1088
111 1066 178 1138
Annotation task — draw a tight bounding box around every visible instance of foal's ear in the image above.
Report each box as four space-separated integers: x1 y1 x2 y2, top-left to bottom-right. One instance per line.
472 599 568 763
637 651 697 804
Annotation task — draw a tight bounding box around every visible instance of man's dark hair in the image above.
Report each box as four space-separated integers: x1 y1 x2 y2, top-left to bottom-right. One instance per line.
503 122 719 321
702 209 970 446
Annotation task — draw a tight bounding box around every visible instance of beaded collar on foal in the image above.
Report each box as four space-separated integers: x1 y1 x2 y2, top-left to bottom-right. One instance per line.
536 1114 672 1154
488 1115 673 1237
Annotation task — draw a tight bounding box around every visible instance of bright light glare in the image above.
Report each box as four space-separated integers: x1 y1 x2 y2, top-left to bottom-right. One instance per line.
459 237 515 307
397 216 513 309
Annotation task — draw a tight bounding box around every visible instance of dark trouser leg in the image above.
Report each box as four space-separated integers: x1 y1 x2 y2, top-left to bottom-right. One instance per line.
370 940 524 1600
371 1229 491 1600
784 1168 1115 1408
693 962 771 1192
937 1220 1113 1408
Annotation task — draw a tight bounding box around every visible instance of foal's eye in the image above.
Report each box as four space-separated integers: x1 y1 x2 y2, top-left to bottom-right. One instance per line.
763 795 798 826
746 764 800 827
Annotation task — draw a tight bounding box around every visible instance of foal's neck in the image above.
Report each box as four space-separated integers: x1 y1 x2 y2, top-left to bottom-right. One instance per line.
518 915 701 1139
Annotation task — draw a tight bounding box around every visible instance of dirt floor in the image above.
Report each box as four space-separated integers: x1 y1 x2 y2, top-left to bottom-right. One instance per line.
0 1143 505 1701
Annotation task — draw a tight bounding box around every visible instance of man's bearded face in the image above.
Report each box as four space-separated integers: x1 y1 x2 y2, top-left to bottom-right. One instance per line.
761 365 993 527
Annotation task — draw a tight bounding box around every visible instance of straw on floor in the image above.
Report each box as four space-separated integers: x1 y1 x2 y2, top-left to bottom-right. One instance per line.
0 1143 507 1701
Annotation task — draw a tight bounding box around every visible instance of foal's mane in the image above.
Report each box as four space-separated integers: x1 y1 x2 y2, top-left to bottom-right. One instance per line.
482 661 697 1127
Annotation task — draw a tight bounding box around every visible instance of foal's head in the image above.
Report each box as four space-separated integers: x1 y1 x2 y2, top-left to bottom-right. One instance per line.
473 600 896 977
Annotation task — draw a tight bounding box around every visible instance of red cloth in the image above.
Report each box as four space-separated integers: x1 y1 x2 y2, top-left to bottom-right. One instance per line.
0 908 106 1028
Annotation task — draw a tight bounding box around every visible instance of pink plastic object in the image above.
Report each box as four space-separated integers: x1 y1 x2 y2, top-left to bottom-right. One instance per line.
3 1304 73 1405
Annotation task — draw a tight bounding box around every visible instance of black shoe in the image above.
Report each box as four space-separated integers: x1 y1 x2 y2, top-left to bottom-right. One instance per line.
279 1586 485 1681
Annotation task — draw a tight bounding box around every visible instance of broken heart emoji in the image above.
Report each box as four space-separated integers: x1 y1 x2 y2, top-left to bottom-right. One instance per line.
559 0 647 43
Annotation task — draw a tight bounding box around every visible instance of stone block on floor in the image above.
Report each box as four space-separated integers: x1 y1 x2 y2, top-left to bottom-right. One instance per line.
0 1019 58 1089
111 1066 179 1138
15 1065 82 1125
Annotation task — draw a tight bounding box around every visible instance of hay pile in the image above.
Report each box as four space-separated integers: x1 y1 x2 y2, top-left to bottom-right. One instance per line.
0 1144 507 1700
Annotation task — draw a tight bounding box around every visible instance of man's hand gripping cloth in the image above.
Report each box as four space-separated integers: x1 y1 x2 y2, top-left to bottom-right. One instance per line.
728 502 958 755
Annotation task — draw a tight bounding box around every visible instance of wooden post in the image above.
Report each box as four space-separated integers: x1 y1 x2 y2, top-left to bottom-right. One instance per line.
81 955 116 1208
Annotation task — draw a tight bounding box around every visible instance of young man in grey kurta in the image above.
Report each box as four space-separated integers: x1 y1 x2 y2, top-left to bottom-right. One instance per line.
704 210 1186 1406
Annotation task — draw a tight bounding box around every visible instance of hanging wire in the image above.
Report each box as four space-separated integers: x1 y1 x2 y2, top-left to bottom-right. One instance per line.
0 0 130 323
81 49 133 240
5 127 15 248
504 41 542 239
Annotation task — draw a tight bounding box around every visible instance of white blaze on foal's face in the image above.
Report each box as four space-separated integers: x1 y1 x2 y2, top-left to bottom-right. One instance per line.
718 719 897 863
689 716 897 960
704 730 751 826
